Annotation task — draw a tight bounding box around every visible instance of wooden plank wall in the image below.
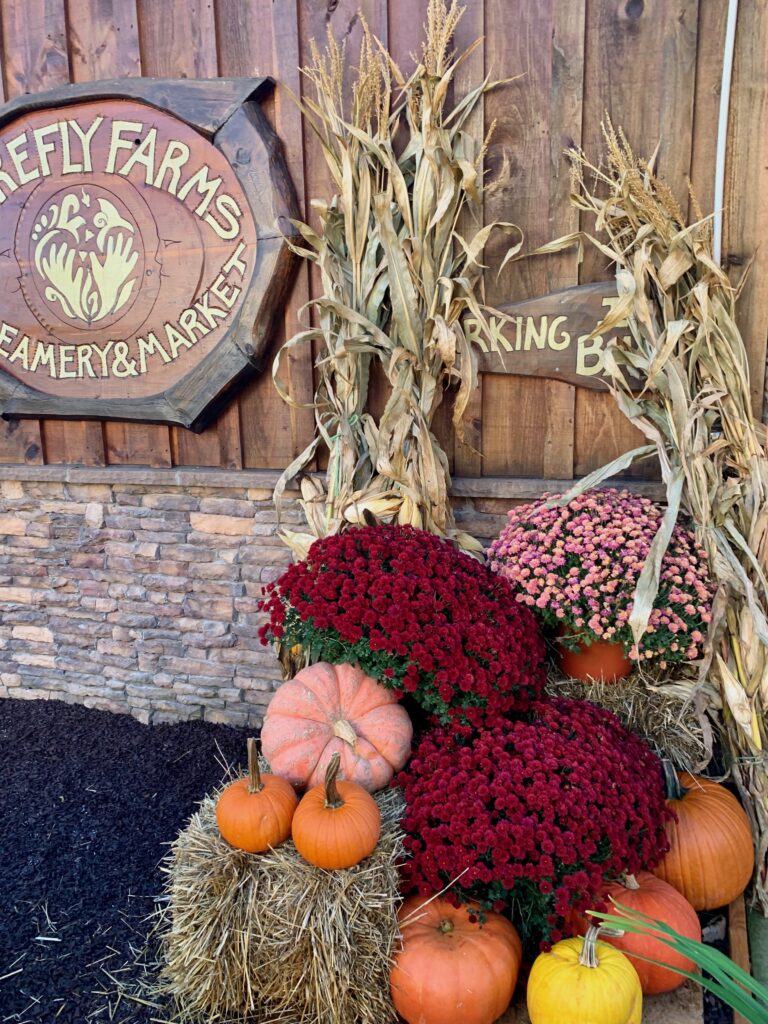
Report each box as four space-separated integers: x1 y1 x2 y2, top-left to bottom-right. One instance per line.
0 0 765 486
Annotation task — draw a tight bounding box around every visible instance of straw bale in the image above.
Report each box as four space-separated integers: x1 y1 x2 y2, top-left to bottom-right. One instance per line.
547 673 707 771
155 771 404 1024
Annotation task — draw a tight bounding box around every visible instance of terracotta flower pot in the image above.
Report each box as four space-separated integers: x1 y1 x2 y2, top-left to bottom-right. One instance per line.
558 637 632 683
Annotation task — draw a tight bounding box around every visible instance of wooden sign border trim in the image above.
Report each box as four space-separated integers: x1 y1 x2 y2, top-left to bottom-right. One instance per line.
0 78 300 432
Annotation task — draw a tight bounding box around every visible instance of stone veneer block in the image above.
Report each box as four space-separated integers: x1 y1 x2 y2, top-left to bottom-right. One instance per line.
0 473 294 727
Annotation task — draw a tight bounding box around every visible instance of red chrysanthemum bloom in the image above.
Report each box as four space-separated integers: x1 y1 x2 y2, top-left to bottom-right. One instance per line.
259 524 546 727
396 697 672 953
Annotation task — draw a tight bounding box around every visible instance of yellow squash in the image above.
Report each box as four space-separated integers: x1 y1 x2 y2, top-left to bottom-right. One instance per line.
527 925 642 1024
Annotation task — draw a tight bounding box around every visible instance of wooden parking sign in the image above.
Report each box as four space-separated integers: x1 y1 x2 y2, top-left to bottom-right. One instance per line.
464 281 637 390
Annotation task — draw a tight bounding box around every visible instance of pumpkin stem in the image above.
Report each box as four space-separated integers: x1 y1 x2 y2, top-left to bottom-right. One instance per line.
578 924 625 968
332 719 358 747
247 737 263 794
437 919 455 934
324 752 345 810
661 758 687 801
619 873 641 890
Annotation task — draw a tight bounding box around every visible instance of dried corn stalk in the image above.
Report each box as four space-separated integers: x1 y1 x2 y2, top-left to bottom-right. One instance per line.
272 0 521 559
556 123 768 910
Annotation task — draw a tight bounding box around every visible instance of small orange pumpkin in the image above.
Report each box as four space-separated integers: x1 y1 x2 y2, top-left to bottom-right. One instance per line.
390 896 522 1024
569 872 701 994
215 737 298 853
262 662 412 792
654 762 754 910
291 752 381 869
558 637 632 683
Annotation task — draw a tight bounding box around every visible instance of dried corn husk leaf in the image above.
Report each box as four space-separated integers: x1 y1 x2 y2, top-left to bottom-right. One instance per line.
268 1 523 560
278 530 318 562
629 469 683 644
562 121 768 910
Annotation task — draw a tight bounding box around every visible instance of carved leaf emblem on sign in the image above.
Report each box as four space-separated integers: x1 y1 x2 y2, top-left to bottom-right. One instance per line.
31 189 140 325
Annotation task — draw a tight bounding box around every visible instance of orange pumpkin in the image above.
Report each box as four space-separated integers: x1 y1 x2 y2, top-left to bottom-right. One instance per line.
215 737 298 853
569 872 701 994
262 662 412 792
390 896 522 1024
654 764 754 910
291 752 381 869
558 638 632 683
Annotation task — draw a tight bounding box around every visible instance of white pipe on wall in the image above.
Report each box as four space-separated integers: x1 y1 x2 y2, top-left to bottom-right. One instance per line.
713 0 739 266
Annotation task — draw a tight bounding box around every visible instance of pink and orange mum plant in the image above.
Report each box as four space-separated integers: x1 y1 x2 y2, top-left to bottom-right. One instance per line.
488 489 713 668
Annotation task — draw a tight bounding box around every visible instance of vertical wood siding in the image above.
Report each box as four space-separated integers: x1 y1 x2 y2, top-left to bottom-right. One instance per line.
0 0 765 485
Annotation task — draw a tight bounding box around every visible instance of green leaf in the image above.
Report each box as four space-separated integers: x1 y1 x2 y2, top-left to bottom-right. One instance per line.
588 905 768 1024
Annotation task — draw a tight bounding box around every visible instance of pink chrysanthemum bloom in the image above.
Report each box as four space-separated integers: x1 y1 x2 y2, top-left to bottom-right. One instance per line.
487 489 714 666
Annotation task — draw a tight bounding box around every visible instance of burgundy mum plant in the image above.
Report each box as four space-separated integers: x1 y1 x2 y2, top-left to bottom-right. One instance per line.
397 698 671 953
259 524 546 727
488 489 714 668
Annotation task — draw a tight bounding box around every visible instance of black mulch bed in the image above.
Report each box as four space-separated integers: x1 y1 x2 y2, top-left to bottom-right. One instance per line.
1 698 734 1024
1 698 251 1024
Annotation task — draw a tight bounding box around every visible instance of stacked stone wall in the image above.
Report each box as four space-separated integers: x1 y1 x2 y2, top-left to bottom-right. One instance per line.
0 466 513 726
0 470 297 726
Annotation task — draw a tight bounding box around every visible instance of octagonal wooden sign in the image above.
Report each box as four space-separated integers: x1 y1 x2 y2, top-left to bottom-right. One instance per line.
0 78 299 431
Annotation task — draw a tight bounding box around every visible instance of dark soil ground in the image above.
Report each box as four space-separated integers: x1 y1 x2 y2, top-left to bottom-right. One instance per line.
1 698 251 1024
0 698 734 1024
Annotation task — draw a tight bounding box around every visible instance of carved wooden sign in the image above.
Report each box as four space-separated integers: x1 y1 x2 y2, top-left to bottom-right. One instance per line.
464 281 638 391
0 78 298 430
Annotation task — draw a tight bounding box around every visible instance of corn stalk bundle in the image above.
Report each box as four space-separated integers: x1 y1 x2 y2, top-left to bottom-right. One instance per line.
273 0 521 559
554 123 768 910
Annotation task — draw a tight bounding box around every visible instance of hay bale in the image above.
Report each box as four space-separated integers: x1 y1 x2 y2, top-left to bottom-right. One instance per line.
546 674 708 769
155 772 404 1024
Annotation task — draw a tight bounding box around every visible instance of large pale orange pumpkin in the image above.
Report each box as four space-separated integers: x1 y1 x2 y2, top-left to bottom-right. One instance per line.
215 738 298 853
390 896 522 1024
654 765 754 910
262 661 412 792
569 872 701 994
291 752 381 869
